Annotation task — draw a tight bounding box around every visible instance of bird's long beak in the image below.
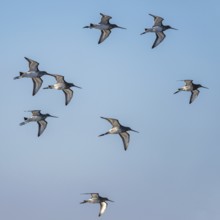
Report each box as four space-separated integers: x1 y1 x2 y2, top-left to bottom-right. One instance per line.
45 73 55 77
49 115 58 118
74 85 82 89
202 86 208 89
131 129 139 133
108 199 114 202
117 26 126 29
171 27 178 30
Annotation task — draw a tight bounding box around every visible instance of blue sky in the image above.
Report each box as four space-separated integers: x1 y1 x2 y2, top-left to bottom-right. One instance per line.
0 0 220 219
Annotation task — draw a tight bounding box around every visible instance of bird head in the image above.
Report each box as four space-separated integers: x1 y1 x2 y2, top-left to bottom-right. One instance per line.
165 25 178 30
103 197 114 202
69 83 82 89
41 71 54 77
111 24 126 29
127 127 139 133
198 84 208 89
46 114 58 118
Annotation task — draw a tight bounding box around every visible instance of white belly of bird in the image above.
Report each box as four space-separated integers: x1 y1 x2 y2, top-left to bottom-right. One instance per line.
153 26 163 32
54 83 66 90
182 86 192 91
25 71 39 78
95 24 109 30
109 127 121 134
30 116 42 122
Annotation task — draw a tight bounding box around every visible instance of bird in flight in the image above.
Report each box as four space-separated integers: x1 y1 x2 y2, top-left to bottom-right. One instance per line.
84 13 126 44
141 14 177 48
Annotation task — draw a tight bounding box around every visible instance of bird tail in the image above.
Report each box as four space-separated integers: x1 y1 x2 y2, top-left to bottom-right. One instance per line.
43 85 53 89
174 89 181 94
98 132 109 137
14 72 25 80
80 201 87 204
19 117 28 126
140 28 150 35
84 23 95 28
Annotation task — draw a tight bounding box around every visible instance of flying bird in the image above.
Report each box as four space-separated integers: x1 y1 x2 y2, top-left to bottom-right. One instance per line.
141 14 177 48
80 193 113 217
14 57 53 95
83 13 126 44
99 117 139 151
19 110 58 137
43 74 81 106
174 80 208 104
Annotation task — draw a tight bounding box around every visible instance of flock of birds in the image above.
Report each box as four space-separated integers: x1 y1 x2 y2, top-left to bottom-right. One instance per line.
13 12 208 217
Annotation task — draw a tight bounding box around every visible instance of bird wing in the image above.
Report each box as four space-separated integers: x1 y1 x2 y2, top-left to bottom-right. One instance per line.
100 117 120 127
189 90 199 104
99 13 112 24
99 202 107 217
32 77 43 96
31 110 41 116
119 131 130 151
152 32 166 48
149 14 164 26
52 74 65 83
184 80 193 86
91 193 100 199
25 57 39 71
63 89 73 105
37 120 47 137
98 30 111 44
81 193 99 198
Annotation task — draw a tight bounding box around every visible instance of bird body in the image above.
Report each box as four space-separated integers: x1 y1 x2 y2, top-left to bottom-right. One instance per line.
19 110 57 137
174 80 208 104
14 57 53 95
99 117 138 151
84 13 126 44
80 193 113 217
43 74 81 106
141 14 177 48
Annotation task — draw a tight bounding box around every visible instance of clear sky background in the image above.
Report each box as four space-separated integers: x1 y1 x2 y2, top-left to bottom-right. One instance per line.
0 0 220 219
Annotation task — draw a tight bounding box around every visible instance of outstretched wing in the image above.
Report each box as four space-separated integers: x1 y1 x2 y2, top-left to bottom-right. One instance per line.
149 14 164 26
189 90 199 104
98 30 111 44
119 132 130 150
32 77 43 96
99 202 107 217
99 13 112 25
37 120 47 137
81 193 100 198
152 32 166 48
63 89 73 105
184 80 193 86
51 74 65 83
30 110 41 116
100 117 120 127
25 57 39 71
